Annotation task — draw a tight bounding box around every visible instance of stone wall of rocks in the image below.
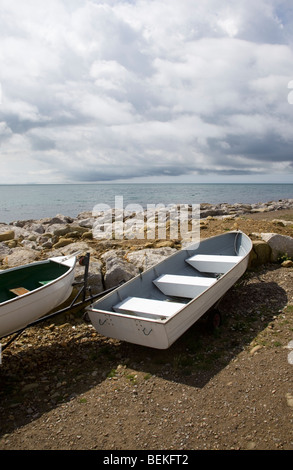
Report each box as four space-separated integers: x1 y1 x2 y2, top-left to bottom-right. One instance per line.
0 199 292 290
200 198 293 219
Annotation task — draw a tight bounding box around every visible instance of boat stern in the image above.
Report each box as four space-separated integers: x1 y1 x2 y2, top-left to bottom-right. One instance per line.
87 308 171 349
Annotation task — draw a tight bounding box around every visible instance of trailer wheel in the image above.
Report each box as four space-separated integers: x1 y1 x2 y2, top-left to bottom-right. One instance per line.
207 309 222 331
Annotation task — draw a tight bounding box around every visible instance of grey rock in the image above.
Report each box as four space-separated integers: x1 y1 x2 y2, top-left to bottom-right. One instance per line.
126 247 177 271
45 224 72 237
260 233 293 261
3 248 38 267
46 214 73 225
250 240 272 266
0 242 12 259
102 250 139 289
42 240 53 249
78 218 95 229
21 239 37 250
0 230 15 241
20 222 45 234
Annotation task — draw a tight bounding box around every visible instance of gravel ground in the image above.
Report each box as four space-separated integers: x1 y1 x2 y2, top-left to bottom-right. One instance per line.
0 212 293 451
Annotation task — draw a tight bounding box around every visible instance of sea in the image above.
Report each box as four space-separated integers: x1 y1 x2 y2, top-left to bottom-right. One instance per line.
0 183 292 224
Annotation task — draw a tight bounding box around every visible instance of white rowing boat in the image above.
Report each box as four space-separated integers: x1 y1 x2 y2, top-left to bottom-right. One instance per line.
87 231 252 349
0 255 76 338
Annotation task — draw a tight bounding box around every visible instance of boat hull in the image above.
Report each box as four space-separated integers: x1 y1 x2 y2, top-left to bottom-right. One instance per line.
87 231 252 349
0 256 76 338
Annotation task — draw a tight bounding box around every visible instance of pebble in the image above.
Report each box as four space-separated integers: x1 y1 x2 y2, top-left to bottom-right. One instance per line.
288 351 293 365
250 345 262 355
286 392 293 408
22 383 39 392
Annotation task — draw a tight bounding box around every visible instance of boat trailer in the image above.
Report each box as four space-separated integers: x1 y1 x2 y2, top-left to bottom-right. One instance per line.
1 253 121 353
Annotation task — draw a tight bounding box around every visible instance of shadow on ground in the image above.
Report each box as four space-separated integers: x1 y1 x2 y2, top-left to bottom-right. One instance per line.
0 265 288 437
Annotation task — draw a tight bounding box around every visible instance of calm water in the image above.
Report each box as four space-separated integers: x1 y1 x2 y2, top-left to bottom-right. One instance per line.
0 183 292 224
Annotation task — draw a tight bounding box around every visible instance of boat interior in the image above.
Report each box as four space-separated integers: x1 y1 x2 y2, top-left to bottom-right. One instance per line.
0 260 70 303
90 232 249 321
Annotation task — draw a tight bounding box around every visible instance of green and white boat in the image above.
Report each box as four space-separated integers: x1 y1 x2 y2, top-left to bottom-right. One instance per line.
0 255 76 338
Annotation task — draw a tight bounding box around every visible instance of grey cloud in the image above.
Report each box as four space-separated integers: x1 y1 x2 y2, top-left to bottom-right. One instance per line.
67 163 199 182
1 0 293 184
207 133 293 163
224 135 292 162
30 136 56 151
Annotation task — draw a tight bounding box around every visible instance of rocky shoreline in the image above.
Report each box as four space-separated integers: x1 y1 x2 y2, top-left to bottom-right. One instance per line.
200 198 293 218
0 199 293 272
0 199 292 288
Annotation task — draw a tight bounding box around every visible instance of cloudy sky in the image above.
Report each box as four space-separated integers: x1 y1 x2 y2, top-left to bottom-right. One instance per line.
1 0 293 184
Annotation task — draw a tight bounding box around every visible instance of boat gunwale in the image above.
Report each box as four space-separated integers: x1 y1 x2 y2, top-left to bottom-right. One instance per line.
87 231 252 325
0 256 76 308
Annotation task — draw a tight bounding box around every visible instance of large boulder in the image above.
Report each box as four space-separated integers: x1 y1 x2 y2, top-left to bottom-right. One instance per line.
0 230 15 242
78 218 95 229
102 250 139 289
2 248 38 267
250 240 272 266
53 237 75 249
260 233 293 262
45 224 72 237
